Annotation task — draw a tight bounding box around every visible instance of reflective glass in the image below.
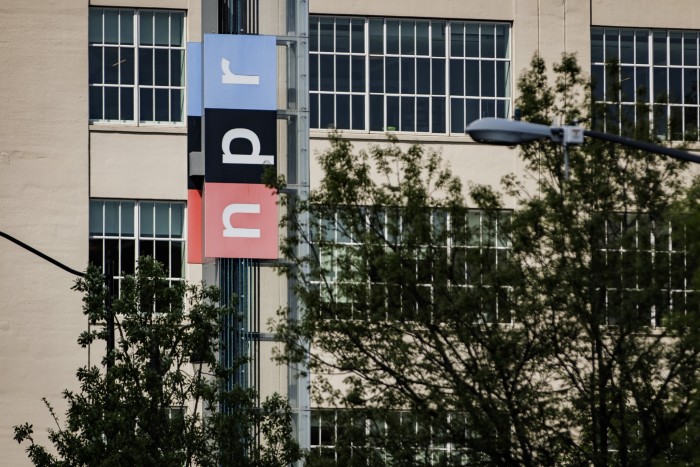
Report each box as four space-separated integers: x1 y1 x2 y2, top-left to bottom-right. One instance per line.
432 59 445 95
401 21 415 55
320 94 334 128
336 19 350 53
481 24 495 58
450 98 464 133
496 24 509 58
592 28 604 62
140 11 153 45
465 24 479 57
416 58 430 94
104 47 119 84
104 10 119 44
121 88 134 121
89 9 103 44
684 33 697 66
155 203 170 238
351 95 365 130
417 97 429 132
370 94 384 130
432 22 446 57
449 59 464 95
351 56 365 92
155 88 169 121
320 55 334 91
465 60 479 96
351 19 364 53
170 50 184 86
386 96 399 130
154 49 168 86
336 55 349 92
401 57 415 94
369 19 383 54
386 57 399 93
605 29 619 61
310 54 318 90
320 18 334 52
451 23 464 57
636 30 649 64
139 48 153 85
669 31 682 65
416 22 429 55
336 95 350 129
620 29 634 63
636 67 649 102
104 87 119 120
170 13 183 46
90 200 103 235
386 20 399 54
653 31 667 65
309 17 319 52
120 10 133 45
432 97 445 133
120 48 134 85
105 201 119 236
140 202 154 237
154 12 170 46
89 47 103 83
369 56 383 93
401 96 414 131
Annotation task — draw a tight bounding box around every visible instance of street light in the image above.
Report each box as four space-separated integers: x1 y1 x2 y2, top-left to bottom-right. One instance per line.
465 118 700 177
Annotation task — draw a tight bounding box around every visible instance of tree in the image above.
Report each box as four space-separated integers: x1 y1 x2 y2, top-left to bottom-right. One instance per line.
272 54 700 466
14 257 302 467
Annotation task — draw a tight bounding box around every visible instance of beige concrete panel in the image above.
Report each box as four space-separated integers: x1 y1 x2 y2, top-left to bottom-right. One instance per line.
258 341 288 401
593 0 700 29
188 0 203 41
310 0 513 21
260 267 287 329
259 0 287 36
0 0 90 463
90 0 188 9
90 130 187 200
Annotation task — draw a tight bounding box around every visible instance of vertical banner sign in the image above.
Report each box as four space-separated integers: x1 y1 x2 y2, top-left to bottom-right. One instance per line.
202 34 278 260
186 41 204 264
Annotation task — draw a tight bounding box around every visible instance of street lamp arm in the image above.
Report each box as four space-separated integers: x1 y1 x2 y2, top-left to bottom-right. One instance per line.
0 230 84 277
583 129 700 165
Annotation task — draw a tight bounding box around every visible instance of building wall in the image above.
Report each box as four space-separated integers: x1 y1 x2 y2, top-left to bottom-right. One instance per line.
4 0 700 464
0 1 89 464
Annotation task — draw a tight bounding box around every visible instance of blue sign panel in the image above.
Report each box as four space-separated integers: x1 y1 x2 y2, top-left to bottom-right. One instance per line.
186 42 202 117
203 34 277 111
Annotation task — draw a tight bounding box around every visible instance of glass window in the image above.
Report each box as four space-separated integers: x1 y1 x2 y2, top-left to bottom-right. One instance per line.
592 27 700 141
310 16 511 134
89 200 186 293
89 8 185 125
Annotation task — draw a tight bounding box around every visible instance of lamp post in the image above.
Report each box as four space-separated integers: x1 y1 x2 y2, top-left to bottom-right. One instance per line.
465 118 700 177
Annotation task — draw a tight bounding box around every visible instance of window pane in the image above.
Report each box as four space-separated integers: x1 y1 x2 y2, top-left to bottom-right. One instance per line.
104 47 119 84
120 47 134 85
105 201 119 235
155 49 168 86
140 11 153 45
685 33 698 66
140 239 154 258
636 30 649 64
155 88 169 121
620 29 634 63
417 58 430 94
171 89 183 123
401 21 414 55
386 57 399 93
653 30 666 65
320 55 334 91
653 68 667 102
320 18 334 52
121 240 135 274
401 57 415 94
369 19 383 54
336 95 350 129
170 13 183 46
450 59 464 95
155 203 169 238
104 87 119 120
496 24 509 58
496 61 510 98
685 68 698 105
592 64 605 101
387 96 399 131
140 202 154 237
320 94 334 128
369 57 383 93
89 87 103 120
401 96 414 131
351 19 364 53
120 88 134 121
432 97 445 133
336 55 349 92
465 24 479 57
121 201 135 236
154 12 170 46
89 47 103 83
451 23 464 57
155 240 169 269
139 48 153 85
636 67 649 102
140 88 153 121
310 93 319 128
432 22 446 57
89 9 103 44
605 28 619 61
351 95 365 130
386 20 399 54
171 242 184 278
417 97 429 132
89 239 103 267
481 24 495 58
309 17 319 52
351 56 365 92
336 19 350 53
416 21 429 55
104 10 119 44
310 54 318 90
451 98 464 134
120 10 133 45
669 31 682 65
90 200 103 235
465 60 479 96
370 94 384 131
621 66 634 102
170 50 184 86
432 59 445 95
669 68 682 103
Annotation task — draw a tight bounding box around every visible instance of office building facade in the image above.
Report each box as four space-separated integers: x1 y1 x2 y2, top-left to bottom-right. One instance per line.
3 0 700 464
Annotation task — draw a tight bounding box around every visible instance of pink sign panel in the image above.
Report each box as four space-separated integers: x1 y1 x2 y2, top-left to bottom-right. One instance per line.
204 183 279 259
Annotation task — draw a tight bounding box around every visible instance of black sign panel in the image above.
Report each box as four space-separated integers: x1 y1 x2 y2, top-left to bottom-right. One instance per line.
204 108 277 184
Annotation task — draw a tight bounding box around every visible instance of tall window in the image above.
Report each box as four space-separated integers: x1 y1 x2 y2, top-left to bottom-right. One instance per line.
592 27 700 141
89 200 186 293
89 8 186 125
309 17 511 135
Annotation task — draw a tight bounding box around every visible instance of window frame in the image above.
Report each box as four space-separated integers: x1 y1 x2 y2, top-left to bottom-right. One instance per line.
88 8 187 126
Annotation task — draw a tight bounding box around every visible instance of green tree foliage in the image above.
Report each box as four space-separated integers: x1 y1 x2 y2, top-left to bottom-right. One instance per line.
272 54 700 466
14 257 301 467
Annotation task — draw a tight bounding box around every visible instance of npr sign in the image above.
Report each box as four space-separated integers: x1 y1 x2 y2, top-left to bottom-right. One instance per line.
201 34 278 260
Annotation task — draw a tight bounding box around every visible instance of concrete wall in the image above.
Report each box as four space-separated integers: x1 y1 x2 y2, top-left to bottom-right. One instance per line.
0 1 89 464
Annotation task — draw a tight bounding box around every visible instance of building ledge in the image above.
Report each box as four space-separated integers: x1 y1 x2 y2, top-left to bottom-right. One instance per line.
89 124 187 135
